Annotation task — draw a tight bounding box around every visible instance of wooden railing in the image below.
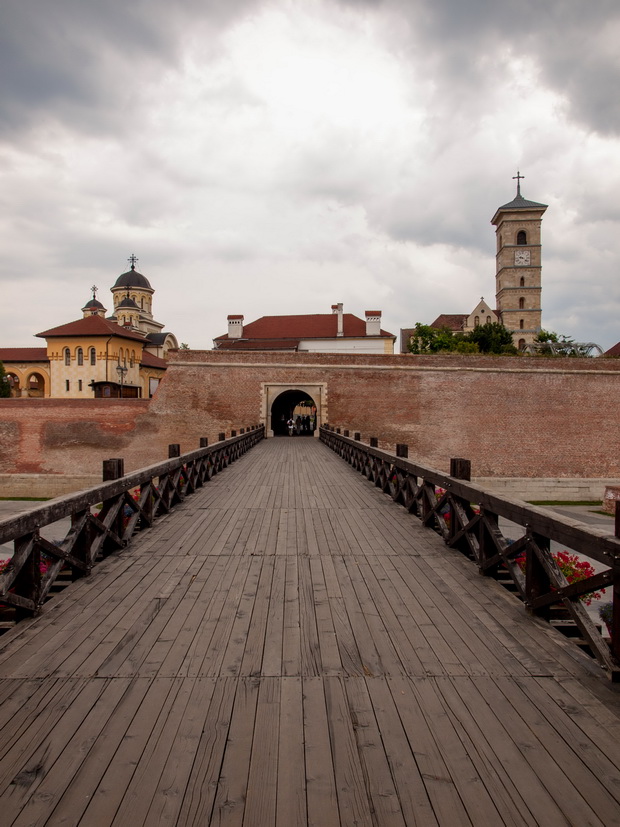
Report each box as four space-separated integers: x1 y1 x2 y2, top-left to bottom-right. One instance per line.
0 426 264 625
320 426 620 681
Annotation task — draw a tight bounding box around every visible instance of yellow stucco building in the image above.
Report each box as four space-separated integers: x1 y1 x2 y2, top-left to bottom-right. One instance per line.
0 258 178 398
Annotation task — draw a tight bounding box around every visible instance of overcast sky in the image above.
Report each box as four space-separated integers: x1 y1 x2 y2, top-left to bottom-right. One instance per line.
2 0 619 351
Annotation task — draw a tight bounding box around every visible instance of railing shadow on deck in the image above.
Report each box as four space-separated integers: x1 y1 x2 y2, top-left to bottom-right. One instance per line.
0 426 264 630
320 425 620 681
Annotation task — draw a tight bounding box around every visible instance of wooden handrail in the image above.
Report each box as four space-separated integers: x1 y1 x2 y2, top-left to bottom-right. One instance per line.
0 427 265 622
320 425 620 681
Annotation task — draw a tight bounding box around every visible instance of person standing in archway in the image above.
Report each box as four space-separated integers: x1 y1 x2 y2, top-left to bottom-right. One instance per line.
287 417 294 436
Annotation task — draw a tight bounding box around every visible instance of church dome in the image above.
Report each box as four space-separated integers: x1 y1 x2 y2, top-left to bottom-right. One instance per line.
117 295 140 309
83 298 105 310
113 268 152 290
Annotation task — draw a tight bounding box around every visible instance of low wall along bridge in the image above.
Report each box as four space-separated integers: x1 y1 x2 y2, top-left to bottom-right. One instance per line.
0 429 620 825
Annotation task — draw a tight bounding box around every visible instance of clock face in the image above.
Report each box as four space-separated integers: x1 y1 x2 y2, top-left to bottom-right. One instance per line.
514 250 530 266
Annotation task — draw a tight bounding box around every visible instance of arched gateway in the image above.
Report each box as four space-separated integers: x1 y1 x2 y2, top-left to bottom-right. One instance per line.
263 383 326 437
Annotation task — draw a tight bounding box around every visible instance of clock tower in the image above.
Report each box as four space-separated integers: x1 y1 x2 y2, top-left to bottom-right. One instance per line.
491 172 547 348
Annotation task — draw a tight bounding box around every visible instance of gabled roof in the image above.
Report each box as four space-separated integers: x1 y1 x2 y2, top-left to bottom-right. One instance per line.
215 313 394 342
604 341 620 357
37 315 146 342
0 347 49 362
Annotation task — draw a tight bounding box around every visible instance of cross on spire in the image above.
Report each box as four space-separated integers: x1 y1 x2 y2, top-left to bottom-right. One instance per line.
90 284 98 300
513 170 525 196
128 253 138 270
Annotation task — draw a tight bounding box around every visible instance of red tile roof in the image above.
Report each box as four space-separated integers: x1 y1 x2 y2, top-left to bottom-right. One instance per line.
605 341 620 357
0 348 48 362
215 313 394 342
140 351 168 368
429 314 468 331
37 315 146 342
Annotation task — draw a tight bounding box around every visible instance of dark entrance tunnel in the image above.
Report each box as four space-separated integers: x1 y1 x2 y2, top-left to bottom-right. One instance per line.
271 389 317 436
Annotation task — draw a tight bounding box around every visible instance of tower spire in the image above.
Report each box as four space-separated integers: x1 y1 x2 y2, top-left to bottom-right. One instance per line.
513 170 525 197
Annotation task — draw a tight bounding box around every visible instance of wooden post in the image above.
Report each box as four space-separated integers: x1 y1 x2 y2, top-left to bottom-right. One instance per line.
370 437 378 448
611 502 620 664
396 444 408 458
199 437 209 448
450 457 471 481
103 458 124 481
354 432 361 441
219 432 226 442
168 444 181 459
525 531 551 620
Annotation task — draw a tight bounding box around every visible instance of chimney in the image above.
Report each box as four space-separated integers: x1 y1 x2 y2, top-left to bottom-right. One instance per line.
365 310 382 337
227 314 244 339
332 303 344 337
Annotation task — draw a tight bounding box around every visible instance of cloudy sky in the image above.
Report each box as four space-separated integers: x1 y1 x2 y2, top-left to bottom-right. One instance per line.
2 0 619 351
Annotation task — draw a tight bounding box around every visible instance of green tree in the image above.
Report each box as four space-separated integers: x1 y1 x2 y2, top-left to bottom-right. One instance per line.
407 324 459 354
0 361 11 397
466 322 517 354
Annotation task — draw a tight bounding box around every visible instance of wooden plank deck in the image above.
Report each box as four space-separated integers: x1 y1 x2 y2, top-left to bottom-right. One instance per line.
1 437 620 825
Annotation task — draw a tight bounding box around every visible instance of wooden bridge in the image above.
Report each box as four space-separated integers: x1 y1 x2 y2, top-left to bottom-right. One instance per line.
1 435 620 825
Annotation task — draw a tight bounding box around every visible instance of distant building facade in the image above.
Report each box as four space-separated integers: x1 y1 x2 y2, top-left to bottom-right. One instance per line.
0 257 177 398
214 303 396 354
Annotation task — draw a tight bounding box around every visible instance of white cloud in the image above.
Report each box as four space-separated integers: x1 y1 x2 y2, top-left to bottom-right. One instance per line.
0 0 619 353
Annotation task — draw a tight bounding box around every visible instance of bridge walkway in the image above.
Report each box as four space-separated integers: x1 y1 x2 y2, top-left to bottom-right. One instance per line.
0 437 620 825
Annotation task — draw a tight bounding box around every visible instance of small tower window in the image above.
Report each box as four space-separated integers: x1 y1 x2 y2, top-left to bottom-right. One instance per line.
130 351 135 368
90 347 96 365
64 348 71 366
519 319 524 329
65 380 70 391
520 276 525 287
78 379 83 391
519 297 525 309
517 230 527 245
77 347 84 366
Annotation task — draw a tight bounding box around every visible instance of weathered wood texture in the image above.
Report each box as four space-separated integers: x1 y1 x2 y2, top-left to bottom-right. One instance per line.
321 426 620 678
1 438 620 825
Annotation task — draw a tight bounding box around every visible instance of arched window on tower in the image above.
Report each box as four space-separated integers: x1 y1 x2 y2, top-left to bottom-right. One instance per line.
130 350 135 368
77 347 83 366
90 347 96 365
519 319 524 329
519 297 525 309
517 230 527 245
520 276 525 287
486 316 491 324
64 348 71 366
141 298 144 309
474 316 480 327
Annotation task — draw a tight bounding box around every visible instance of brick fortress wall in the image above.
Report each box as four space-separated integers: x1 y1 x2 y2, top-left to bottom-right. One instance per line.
1 352 619 496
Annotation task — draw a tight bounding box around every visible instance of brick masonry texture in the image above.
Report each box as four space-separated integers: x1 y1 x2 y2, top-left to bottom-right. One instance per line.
1 352 619 483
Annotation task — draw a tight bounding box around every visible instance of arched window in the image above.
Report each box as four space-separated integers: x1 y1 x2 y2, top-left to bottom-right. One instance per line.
474 316 480 327
90 347 96 365
520 276 525 287
518 338 526 350
486 316 491 324
118 348 123 365
130 351 135 368
77 347 83 366
141 298 144 309
64 348 71 366
519 297 525 309
517 230 527 245
519 319 524 329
